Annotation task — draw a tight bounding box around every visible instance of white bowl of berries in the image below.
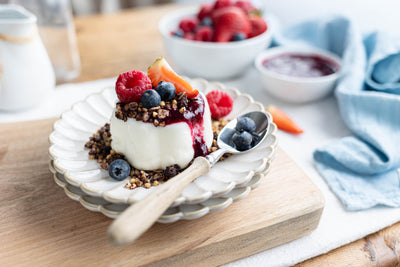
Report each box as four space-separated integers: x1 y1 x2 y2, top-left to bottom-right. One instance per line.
159 1 272 80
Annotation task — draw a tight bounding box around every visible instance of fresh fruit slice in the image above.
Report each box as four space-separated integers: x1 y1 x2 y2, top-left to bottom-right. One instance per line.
206 90 234 119
115 70 152 103
147 57 199 98
249 16 267 38
212 6 251 42
266 105 303 134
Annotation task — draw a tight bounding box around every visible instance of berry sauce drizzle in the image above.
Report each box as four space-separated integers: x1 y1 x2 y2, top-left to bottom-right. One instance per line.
163 95 208 157
263 54 339 78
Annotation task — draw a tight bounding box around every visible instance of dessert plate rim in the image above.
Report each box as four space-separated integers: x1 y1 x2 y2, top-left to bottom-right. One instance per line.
50 160 272 223
48 77 278 212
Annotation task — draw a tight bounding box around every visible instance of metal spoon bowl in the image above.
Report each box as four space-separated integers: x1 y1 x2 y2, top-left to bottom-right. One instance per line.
108 111 270 246
207 111 270 166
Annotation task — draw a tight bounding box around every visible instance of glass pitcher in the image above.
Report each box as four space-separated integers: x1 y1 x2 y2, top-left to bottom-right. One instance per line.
11 0 81 83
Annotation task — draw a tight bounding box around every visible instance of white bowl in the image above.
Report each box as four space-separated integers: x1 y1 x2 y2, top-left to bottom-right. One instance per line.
255 47 341 103
159 6 272 80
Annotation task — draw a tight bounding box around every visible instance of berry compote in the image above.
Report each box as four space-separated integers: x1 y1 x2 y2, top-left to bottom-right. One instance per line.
262 54 339 78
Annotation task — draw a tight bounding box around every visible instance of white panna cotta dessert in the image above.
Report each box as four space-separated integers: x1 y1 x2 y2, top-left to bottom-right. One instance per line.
110 92 213 170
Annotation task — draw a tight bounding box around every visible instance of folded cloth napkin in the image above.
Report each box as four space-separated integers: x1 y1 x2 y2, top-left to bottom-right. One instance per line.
274 16 400 210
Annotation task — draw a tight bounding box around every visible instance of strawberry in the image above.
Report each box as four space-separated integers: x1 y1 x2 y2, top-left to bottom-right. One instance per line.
206 90 234 119
195 26 214 42
214 0 232 10
197 4 213 21
266 105 303 134
115 70 152 103
147 57 199 98
234 1 256 14
249 16 268 38
179 17 199 33
212 6 251 42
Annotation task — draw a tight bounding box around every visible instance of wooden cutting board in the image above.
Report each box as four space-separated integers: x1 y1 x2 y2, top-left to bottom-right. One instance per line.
0 118 324 266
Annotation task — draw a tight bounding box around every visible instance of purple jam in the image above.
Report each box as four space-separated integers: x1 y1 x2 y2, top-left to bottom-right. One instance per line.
262 54 339 78
162 95 208 158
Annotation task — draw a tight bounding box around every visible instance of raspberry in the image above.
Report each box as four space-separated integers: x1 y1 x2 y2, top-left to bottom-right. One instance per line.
179 17 199 33
195 26 214 42
206 90 234 119
115 70 152 103
197 4 213 21
214 0 232 10
234 1 256 14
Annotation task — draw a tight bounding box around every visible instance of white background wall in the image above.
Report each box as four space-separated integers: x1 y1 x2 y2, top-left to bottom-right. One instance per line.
261 0 400 35
179 0 400 36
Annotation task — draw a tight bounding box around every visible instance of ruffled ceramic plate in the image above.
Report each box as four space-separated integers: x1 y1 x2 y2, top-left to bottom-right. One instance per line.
48 78 278 221
49 159 271 223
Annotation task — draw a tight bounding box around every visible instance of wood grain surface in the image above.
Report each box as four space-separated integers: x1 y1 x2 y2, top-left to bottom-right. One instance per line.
0 118 323 266
297 222 400 266
73 4 178 82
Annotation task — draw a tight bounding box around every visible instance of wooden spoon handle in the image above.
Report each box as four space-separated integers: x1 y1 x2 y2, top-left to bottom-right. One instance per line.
107 157 211 246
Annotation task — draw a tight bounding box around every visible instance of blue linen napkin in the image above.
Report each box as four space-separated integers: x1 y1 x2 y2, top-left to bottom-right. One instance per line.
274 16 400 210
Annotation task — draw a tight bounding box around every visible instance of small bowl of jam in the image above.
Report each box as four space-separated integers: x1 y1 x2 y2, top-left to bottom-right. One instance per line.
255 47 341 103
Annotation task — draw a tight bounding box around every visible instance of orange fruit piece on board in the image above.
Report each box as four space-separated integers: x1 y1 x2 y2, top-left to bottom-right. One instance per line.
266 105 303 134
147 57 199 98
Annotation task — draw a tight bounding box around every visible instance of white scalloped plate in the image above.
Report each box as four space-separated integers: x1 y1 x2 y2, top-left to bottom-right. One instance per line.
50 159 271 223
48 78 278 217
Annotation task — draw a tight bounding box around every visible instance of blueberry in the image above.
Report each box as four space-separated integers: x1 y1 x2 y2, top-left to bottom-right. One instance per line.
236 117 256 133
141 89 161 108
232 32 246 41
251 132 261 146
172 29 184 38
200 17 213 27
155 81 176 101
232 131 253 151
108 159 130 181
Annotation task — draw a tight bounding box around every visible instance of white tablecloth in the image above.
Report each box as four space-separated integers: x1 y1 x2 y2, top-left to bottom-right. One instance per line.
2 69 400 266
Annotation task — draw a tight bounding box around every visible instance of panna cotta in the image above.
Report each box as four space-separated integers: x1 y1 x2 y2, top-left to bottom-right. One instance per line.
84 57 236 189
110 93 213 170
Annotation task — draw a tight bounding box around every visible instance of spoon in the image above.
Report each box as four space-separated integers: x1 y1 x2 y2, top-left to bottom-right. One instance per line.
107 111 270 246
